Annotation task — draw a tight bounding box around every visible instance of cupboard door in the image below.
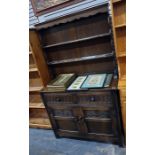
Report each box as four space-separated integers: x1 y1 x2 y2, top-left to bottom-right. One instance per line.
48 106 79 132
82 106 117 136
72 107 88 135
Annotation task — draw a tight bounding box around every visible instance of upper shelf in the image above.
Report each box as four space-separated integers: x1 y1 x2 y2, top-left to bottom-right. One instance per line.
43 30 111 49
48 52 114 65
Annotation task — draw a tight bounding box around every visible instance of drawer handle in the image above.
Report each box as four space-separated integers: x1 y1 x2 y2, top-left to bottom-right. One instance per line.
74 116 84 123
90 96 95 102
56 97 62 102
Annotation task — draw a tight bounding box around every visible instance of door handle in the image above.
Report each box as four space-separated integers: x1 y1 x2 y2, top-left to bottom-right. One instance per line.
74 116 84 123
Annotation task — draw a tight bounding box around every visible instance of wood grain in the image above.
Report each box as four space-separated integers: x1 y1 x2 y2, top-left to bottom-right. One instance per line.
29 30 51 86
110 0 126 136
29 30 51 129
37 4 124 145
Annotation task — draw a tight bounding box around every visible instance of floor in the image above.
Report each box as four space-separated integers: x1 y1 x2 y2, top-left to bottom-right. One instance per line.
29 128 126 155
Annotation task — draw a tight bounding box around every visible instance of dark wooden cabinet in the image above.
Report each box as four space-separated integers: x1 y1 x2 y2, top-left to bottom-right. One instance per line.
41 89 124 145
35 3 124 146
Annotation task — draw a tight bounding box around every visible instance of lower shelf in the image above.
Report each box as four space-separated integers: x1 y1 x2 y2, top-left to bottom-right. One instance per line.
29 102 45 109
29 108 52 129
30 118 51 127
29 123 51 129
29 86 43 92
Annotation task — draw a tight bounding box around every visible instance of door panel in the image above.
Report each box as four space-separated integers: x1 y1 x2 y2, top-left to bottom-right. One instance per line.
55 119 78 131
85 119 113 134
72 107 88 135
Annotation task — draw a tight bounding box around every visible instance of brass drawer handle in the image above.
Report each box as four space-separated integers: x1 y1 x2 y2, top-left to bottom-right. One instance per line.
74 116 84 123
56 97 62 102
90 96 96 102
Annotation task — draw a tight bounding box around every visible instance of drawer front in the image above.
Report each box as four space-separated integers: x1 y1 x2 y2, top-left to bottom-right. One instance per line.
83 106 113 119
43 93 75 105
77 92 113 106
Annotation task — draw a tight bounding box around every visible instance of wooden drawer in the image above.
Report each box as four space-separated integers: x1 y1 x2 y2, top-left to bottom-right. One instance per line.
43 93 75 105
77 92 113 106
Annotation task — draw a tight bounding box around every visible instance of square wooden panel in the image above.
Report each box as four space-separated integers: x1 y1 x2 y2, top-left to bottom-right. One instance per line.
29 54 36 67
113 1 126 26
116 27 126 54
29 108 50 125
29 92 44 108
118 57 126 79
85 120 113 134
29 78 43 88
29 71 40 79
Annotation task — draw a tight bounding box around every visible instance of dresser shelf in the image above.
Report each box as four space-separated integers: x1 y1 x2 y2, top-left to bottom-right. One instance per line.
48 53 114 65
29 123 51 129
29 103 45 109
29 86 43 92
115 23 126 29
29 67 38 72
36 4 124 146
43 31 111 49
117 52 126 58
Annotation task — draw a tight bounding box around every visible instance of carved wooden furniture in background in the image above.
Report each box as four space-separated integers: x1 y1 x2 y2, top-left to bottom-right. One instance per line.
36 3 125 146
29 29 51 129
111 0 126 134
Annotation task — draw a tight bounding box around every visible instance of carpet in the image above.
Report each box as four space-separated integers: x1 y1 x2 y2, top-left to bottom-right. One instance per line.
29 128 126 155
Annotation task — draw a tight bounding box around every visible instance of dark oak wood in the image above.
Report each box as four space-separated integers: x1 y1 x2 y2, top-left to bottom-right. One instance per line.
37 4 124 146
48 53 114 65
43 31 111 49
41 89 124 146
